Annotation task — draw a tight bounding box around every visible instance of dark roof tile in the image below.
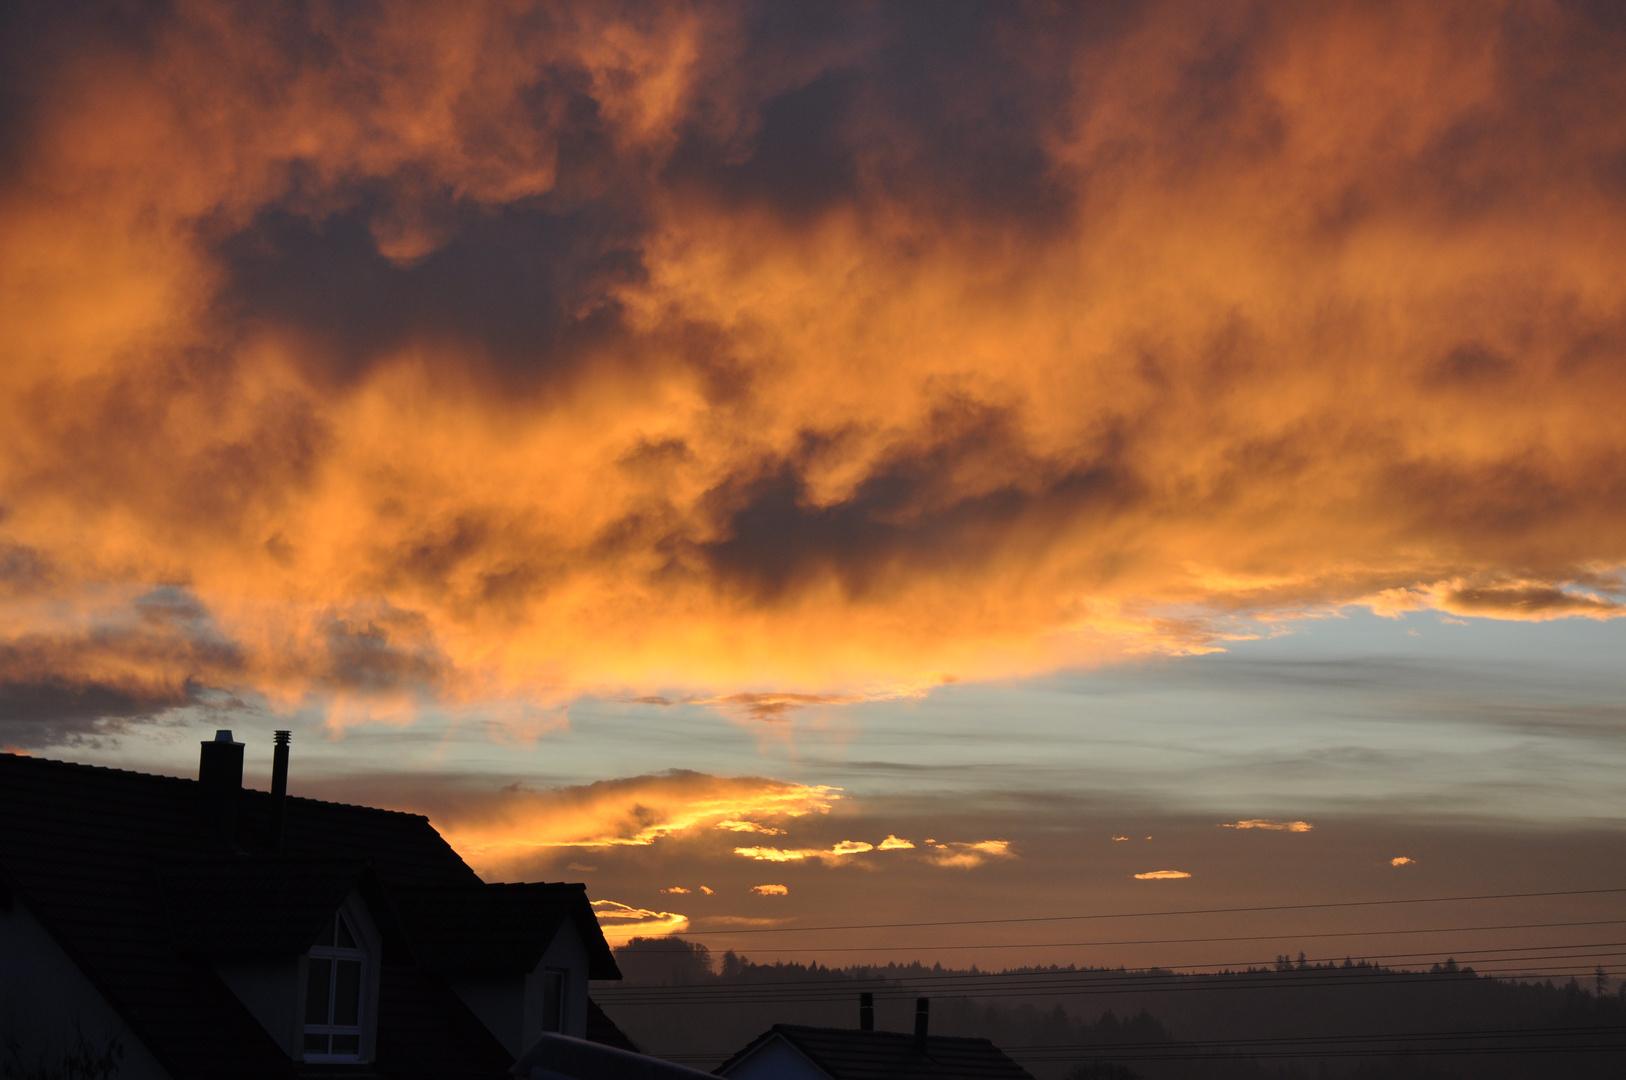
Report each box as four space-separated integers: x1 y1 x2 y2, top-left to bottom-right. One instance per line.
716 1026 1035 1080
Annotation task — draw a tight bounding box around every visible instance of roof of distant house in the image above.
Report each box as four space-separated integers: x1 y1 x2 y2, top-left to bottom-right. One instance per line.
714 1025 1036 1080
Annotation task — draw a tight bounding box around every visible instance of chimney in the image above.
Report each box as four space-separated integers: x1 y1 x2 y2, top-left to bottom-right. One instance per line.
913 997 929 1045
198 730 244 842
269 730 291 851
859 992 874 1031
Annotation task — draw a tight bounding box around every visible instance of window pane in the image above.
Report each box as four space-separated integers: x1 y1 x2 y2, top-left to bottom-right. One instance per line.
333 959 362 1026
303 1033 328 1055
331 1034 360 1056
305 958 332 1024
542 970 564 1032
336 914 357 949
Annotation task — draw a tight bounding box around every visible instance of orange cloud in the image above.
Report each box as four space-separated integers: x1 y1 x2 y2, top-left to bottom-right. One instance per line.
590 900 689 947
877 835 915 850
733 840 875 862
660 886 691 895
2 1 1626 735
750 884 788 896
426 771 839 875
1134 870 1193 880
921 840 1015 869
1392 856 1416 867
1221 819 1314 832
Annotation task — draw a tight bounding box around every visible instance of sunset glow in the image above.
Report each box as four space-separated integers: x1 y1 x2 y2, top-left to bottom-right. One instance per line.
3 0 1624 998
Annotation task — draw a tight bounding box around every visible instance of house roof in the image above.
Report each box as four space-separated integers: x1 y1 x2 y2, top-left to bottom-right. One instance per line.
392 882 620 980
158 856 369 961
714 1026 1036 1080
0 751 616 1080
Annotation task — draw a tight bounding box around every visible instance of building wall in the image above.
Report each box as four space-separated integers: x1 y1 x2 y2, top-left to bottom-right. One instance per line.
0 895 173 1080
716 1036 831 1080
523 918 591 1046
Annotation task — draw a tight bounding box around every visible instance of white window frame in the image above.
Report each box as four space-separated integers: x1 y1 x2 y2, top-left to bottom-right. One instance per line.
541 967 568 1033
301 910 369 1063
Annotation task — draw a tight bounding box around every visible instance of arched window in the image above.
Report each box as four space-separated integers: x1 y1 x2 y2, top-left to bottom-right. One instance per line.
303 912 366 1061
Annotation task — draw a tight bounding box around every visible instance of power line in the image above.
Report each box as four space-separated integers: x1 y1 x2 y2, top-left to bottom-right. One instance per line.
597 946 1626 1004
668 885 1626 937
660 1026 1626 1066
611 915 1626 955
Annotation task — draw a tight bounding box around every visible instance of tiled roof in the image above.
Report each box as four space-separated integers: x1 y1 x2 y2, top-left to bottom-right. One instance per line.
159 857 367 960
586 998 640 1053
392 882 621 980
715 1026 1036 1080
0 752 610 1080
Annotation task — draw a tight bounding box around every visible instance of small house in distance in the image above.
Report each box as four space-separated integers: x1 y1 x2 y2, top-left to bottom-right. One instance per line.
716 996 1035 1080
0 732 633 1079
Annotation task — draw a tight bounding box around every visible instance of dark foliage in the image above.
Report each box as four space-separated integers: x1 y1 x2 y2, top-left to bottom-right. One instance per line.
596 941 1626 1080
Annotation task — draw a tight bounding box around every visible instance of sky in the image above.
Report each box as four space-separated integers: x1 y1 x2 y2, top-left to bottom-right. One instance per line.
2 0 1624 975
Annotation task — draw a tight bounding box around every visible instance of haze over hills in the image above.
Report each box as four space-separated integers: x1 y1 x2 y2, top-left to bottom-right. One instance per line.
597 937 1626 1079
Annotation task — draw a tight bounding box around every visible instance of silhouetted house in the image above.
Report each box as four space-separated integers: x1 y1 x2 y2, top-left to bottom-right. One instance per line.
0 734 633 1079
715 997 1035 1080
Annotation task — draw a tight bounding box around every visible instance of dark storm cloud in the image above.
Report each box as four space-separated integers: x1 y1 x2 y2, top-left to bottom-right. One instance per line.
4 0 1626 708
0 588 240 747
698 405 1136 601
213 186 648 389
0 542 54 598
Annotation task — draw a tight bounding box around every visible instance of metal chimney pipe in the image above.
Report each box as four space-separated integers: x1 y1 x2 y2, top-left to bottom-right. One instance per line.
269 730 291 851
198 730 244 842
859 992 874 1031
913 997 929 1044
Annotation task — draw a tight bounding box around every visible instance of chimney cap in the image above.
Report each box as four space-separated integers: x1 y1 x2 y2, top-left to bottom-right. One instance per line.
213 729 237 743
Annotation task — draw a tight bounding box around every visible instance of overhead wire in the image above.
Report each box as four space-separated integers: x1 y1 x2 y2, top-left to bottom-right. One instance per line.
658 885 1626 938
659 1025 1626 1066
597 946 1626 1005
609 915 1626 956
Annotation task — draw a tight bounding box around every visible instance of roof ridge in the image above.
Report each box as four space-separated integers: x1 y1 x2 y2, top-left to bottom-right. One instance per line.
1 752 197 784
263 789 431 821
774 1023 1002 1044
3 752 432 820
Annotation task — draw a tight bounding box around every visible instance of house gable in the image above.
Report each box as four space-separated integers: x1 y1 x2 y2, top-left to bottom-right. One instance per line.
717 1032 831 1080
0 891 172 1080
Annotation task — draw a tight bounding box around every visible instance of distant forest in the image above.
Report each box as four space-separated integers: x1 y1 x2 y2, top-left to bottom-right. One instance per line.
595 939 1626 1080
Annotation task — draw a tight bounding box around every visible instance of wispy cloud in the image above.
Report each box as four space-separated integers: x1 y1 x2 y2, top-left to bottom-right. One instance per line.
590 900 688 947
699 693 866 722
921 840 1015 869
751 884 789 896
877 835 915 850
1391 856 1416 867
428 771 839 873
1134 870 1193 880
734 840 875 862
1220 819 1313 832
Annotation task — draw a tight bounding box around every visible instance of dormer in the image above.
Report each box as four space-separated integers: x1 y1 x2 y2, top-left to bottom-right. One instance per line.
390 882 620 1056
297 898 382 1062
160 859 386 1063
